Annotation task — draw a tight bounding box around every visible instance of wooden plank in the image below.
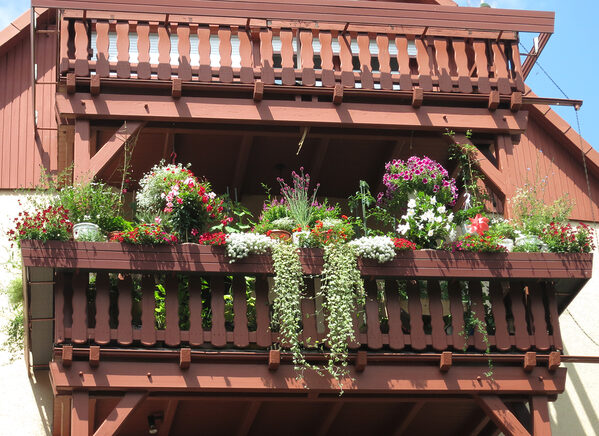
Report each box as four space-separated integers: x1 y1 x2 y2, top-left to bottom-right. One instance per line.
473 40 491 94
188 275 204 346
395 35 412 91
299 30 315 86
365 279 383 350
407 280 426 350
254 276 272 347
476 396 531 436
301 278 317 348
448 281 466 350
468 281 488 352
218 27 234 83
489 281 510 351
60 18 71 73
136 22 151 79
165 274 180 347
280 28 295 86
427 280 447 351
509 282 531 351
338 32 355 88
510 41 525 92
117 275 133 346
376 34 392 90
54 272 66 344
453 39 473 93
88 121 145 179
211 276 227 347
491 41 511 95
433 37 452 92
157 25 171 80
528 282 550 351
384 279 405 350
95 21 110 77
71 271 88 344
545 283 562 351
73 119 90 182
93 392 146 436
177 25 192 81
71 392 89 436
238 28 254 83
259 28 275 84
94 272 111 345
73 20 89 76
115 21 130 78
140 274 157 346
415 38 433 91
319 31 335 87
232 276 249 348
530 396 551 436
357 33 374 90
198 26 212 82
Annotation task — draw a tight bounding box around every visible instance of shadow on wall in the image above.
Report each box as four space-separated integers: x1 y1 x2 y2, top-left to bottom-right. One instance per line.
30 369 53 436
550 345 599 436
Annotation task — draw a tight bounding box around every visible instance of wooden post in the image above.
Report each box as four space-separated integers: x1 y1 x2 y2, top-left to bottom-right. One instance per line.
73 120 91 182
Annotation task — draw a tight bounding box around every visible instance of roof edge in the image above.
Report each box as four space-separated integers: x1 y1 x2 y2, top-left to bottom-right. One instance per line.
0 8 48 56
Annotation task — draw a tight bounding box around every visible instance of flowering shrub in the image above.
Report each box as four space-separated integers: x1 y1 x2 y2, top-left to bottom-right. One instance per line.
8 206 72 245
380 156 458 209
392 237 417 251
541 222 595 253
293 217 356 248
109 224 178 245
446 233 507 253
396 193 456 248
225 233 273 262
349 236 397 263
277 167 320 229
197 231 227 246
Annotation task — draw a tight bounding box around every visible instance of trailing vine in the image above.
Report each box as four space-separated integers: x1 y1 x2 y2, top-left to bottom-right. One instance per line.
461 310 494 378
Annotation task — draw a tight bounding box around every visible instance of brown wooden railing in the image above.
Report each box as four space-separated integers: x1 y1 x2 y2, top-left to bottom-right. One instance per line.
22 241 594 356
59 17 525 95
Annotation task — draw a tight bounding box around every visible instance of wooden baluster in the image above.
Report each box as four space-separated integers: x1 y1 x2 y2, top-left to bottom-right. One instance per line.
384 279 405 350
407 280 426 350
259 28 275 85
95 21 110 77
468 281 488 352
140 275 156 346
395 35 412 90
545 283 563 351
509 282 531 351
157 24 171 80
529 282 550 351
115 21 130 79
54 272 66 344
188 276 204 346
473 40 491 93
319 31 335 87
299 30 315 86
365 279 383 350
448 281 466 351
433 37 452 92
357 33 374 89
509 41 525 92
376 34 392 90
59 18 71 73
165 274 180 347
427 280 447 351
301 278 318 348
73 20 89 77
117 275 133 346
136 22 151 79
218 27 233 83
95 272 111 345
280 29 295 85
489 281 510 351
198 26 212 82
338 32 355 88
232 276 249 348
254 276 272 348
415 37 433 91
177 25 192 81
210 276 227 347
452 39 473 93
238 28 254 83
491 41 511 94
71 271 88 344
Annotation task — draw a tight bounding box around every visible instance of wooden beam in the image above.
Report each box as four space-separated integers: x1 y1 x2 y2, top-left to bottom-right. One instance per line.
523 352 536 372
93 392 147 436
88 121 145 179
236 401 261 436
172 78 182 98
73 119 91 182
333 84 343 105
253 80 264 102
355 350 367 372
179 348 191 369
394 401 425 436
232 135 253 196
157 400 179 436
88 398 96 435
412 88 424 108
90 75 101 96
488 91 500 111
56 93 529 133
530 396 551 436
440 351 452 372
548 352 560 372
62 345 73 367
66 73 76 94
268 349 280 371
317 402 343 436
476 396 531 436
511 92 523 112
71 392 89 436
89 345 100 368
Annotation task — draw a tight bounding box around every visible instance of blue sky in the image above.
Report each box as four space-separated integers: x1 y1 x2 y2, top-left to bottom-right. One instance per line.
1 0 596 150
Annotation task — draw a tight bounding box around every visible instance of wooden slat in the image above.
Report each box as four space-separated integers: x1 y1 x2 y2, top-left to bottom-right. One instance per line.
259 28 275 84
510 41 525 92
338 32 355 88
54 272 66 344
433 37 452 92
489 281 510 351
210 276 227 347
177 25 192 81
509 282 531 351
117 275 133 346
319 31 335 87
157 25 171 80
136 22 151 79
407 280 426 350
232 276 249 347
115 21 130 78
218 27 234 83
188 275 204 346
280 28 295 86
376 34 392 90
395 35 412 90
414 37 433 91
529 282 550 351
468 281 488 352
473 40 491 93
491 41 511 94
427 280 447 351
448 281 466 351
238 28 254 83
545 283 562 351
301 278 318 348
73 20 89 76
452 39 473 93
365 279 383 349
164 274 180 347
198 26 212 82
299 30 315 86
71 271 88 344
60 18 71 73
357 33 373 89
94 272 111 345
95 21 110 77
254 276 271 347
385 279 405 350
140 274 156 346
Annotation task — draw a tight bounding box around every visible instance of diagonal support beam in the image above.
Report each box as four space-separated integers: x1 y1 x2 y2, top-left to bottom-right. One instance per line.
88 121 145 180
394 401 425 436
93 392 147 436
476 396 531 436
232 135 253 199
158 400 179 436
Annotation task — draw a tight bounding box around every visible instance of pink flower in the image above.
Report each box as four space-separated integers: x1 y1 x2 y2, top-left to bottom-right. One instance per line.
154 216 162 224
469 214 489 236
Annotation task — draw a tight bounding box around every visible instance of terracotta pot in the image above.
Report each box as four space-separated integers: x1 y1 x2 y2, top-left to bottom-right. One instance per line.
268 229 292 241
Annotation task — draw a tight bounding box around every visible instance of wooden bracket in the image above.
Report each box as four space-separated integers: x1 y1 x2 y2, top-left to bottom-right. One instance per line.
66 73 76 94
412 88 424 108
253 80 264 102
268 349 280 371
90 75 101 96
523 352 537 372
488 90 500 111
62 345 73 367
440 351 452 372
179 348 191 369
548 351 560 372
355 350 367 372
172 78 182 98
333 83 343 105
89 346 100 368
510 91 522 112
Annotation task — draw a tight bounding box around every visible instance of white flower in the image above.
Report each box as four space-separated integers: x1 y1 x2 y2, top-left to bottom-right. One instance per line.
447 213 454 222
421 210 435 222
435 215 443 223
349 236 396 263
407 199 417 209
208 192 216 199
225 233 274 262
397 223 410 235
407 209 415 217
427 230 434 237
437 205 446 214
430 196 437 205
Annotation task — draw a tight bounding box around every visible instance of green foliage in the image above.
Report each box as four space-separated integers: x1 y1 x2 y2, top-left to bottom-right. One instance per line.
447 129 486 208
1 276 24 359
348 180 395 235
